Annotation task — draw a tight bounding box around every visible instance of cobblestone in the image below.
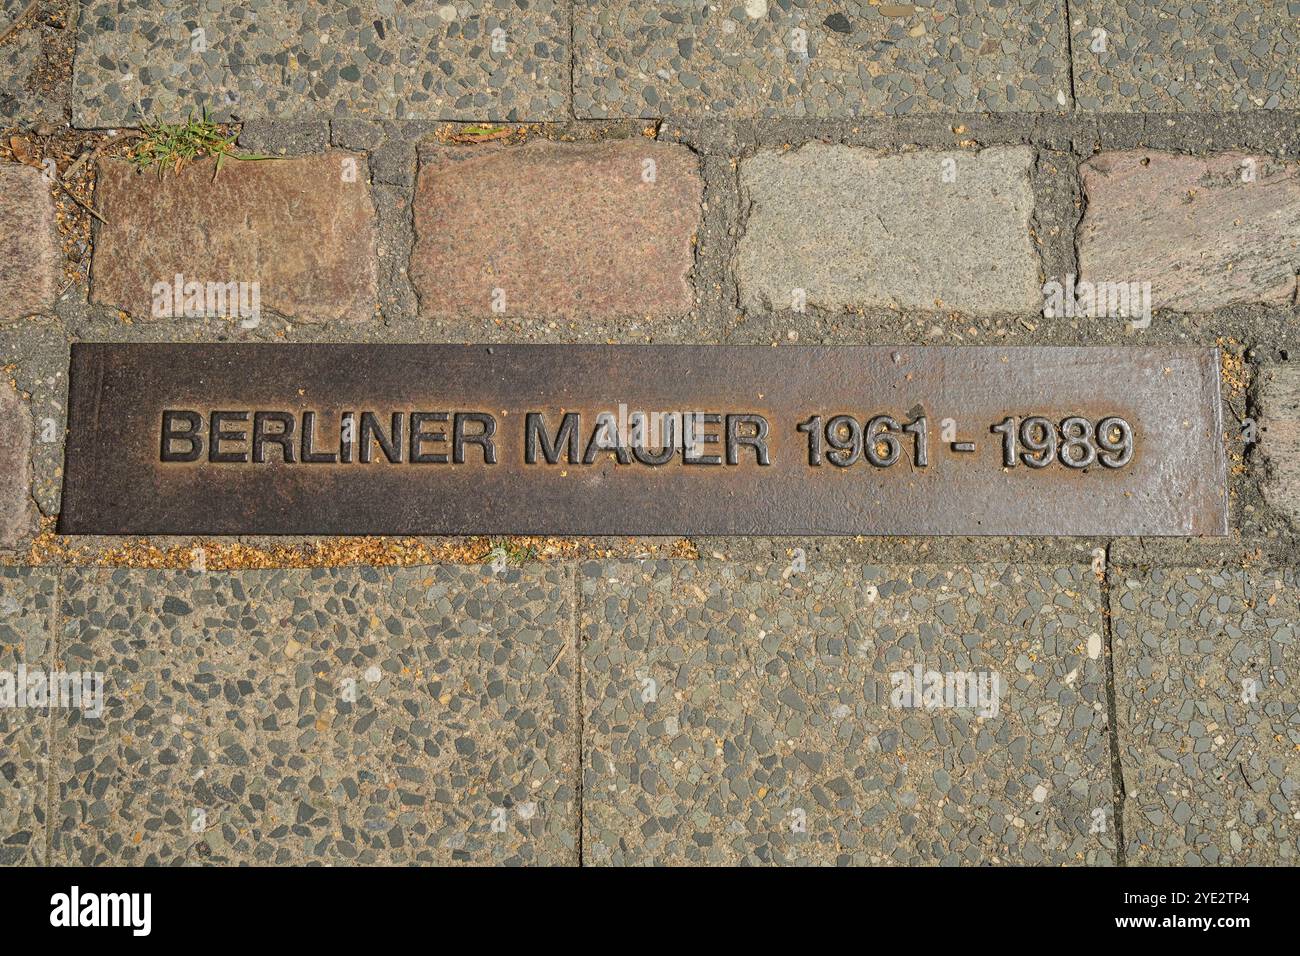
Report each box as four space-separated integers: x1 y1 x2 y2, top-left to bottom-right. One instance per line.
0 382 32 550
1078 151 1300 312
412 140 702 319
0 163 59 322
91 153 379 323
736 145 1040 316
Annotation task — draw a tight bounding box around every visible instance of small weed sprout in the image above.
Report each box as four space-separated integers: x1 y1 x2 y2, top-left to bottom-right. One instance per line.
129 109 277 181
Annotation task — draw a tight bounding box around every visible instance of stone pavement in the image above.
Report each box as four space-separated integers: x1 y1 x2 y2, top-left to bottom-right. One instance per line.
1113 567 1300 865
583 561 1113 866
0 0 1299 865
51 566 576 865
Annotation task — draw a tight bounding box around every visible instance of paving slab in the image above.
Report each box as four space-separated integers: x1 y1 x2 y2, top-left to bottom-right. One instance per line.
0 163 59 322
581 560 1114 865
736 145 1040 316
72 0 569 125
0 567 57 866
51 566 576 865
1078 151 1300 313
575 0 1069 118
90 153 378 323
412 140 703 320
0 381 32 550
1071 1 1300 111
1112 567 1300 864
0 1 41 120
0 0 72 123
0 322 68 524
1259 362 1300 530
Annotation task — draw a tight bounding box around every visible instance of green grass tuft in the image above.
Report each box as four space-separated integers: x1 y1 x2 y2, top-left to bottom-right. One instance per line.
486 538 537 567
129 109 278 181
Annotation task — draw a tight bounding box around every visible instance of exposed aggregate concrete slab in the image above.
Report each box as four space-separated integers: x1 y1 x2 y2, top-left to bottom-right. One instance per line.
51 566 577 865
0 567 56 865
582 560 1114 865
72 0 569 125
1072 1 1300 112
1112 566 1300 864
576 0 1069 118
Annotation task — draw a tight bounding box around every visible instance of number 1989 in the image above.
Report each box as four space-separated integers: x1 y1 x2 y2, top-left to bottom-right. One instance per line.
991 416 1133 469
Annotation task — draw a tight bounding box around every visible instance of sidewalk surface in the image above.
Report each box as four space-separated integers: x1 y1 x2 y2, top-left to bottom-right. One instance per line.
1 0 1299 865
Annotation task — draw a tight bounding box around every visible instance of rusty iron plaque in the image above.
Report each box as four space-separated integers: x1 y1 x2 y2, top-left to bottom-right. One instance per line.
58 344 1228 537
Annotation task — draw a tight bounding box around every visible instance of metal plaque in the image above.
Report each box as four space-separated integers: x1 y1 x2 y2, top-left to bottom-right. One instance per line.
58 343 1228 537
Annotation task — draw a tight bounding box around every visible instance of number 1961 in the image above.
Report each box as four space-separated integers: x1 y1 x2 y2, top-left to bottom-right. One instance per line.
797 414 927 468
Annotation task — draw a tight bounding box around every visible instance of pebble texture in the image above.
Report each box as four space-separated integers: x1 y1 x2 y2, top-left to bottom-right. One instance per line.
52 566 576 865
0 568 55 865
1072 1 1300 111
412 140 702 319
73 0 569 125
736 145 1040 316
576 0 1069 118
1259 363 1300 529
1112 568 1300 865
91 153 378 323
0 0 66 122
0 163 59 322
0 1 40 121
1078 151 1300 313
0 382 31 550
582 561 1114 865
